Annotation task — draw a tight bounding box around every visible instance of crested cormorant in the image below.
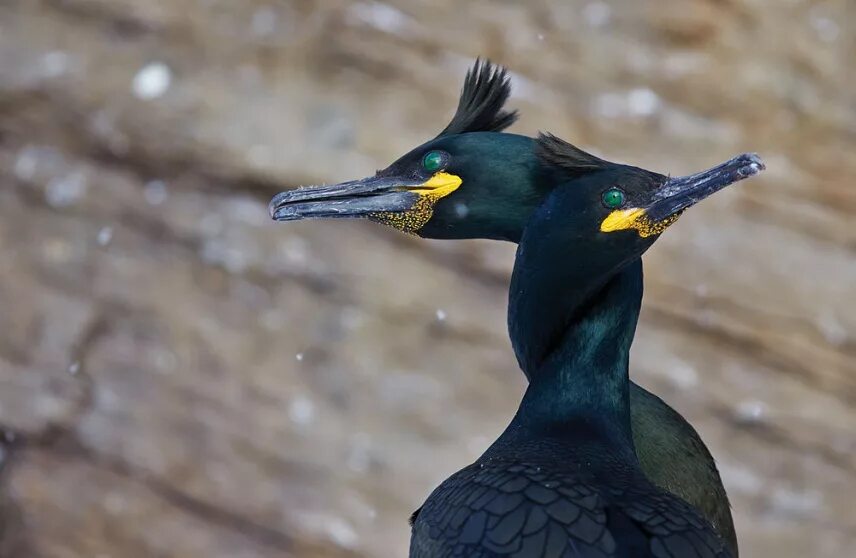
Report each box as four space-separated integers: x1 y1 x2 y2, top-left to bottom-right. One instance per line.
408 135 761 556
269 60 763 555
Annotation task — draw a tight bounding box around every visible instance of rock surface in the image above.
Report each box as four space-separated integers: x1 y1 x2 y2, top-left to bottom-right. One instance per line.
0 1 854 556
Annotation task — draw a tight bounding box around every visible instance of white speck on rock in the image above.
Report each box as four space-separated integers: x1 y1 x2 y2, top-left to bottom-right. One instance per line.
288 396 315 426
771 487 823 517
627 87 661 117
229 197 269 226
326 517 359 549
507 71 539 101
815 311 848 347
144 180 168 206
593 88 661 119
40 50 71 79
280 237 309 267
809 10 839 43
346 1 412 36
132 62 172 100
735 399 767 424
435 309 447 322
251 6 279 37
97 226 114 247
663 360 699 390
295 353 304 362
68 361 81 376
46 170 88 207
582 2 612 28
200 239 248 274
15 145 65 183
14 147 39 181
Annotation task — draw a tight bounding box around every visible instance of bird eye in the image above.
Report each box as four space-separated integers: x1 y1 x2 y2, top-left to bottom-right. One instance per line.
422 151 446 173
601 188 625 209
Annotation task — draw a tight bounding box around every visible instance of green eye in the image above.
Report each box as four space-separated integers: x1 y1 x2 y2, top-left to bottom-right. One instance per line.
601 188 625 209
422 151 445 173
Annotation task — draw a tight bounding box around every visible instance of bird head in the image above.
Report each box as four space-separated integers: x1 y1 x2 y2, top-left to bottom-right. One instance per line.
269 60 550 242
270 59 765 248
528 132 766 268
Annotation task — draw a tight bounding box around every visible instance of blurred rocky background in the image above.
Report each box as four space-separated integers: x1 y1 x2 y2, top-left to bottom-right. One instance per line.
0 0 854 556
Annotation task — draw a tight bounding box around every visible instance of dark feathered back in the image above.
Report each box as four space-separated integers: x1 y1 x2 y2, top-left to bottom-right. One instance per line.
436 59 519 138
536 132 611 178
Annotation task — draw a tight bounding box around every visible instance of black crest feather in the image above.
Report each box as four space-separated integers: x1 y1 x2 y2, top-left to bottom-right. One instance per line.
436 59 519 138
535 132 611 178
409 506 422 526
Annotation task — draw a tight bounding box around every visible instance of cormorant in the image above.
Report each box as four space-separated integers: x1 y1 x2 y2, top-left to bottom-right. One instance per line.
269 60 762 555
408 135 762 557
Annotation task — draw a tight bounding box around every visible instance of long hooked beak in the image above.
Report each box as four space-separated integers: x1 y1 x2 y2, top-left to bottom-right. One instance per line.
269 175 423 221
601 153 765 237
647 153 765 222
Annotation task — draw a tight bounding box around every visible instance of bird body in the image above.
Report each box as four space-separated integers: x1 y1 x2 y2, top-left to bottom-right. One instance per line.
412 268 730 558
412 434 727 558
269 60 764 557
409 141 761 555
628 382 735 551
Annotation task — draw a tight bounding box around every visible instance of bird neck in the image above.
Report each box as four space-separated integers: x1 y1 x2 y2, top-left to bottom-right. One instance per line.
507 244 643 452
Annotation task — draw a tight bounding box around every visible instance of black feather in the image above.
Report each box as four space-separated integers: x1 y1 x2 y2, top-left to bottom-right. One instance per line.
436 58 519 138
409 506 422 527
536 132 611 178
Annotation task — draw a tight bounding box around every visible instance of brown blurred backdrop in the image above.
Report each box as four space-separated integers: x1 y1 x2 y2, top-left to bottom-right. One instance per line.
0 0 854 556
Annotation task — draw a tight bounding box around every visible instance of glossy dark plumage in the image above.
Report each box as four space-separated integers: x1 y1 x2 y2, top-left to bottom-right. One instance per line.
408 133 754 557
268 59 748 556
412 441 729 558
535 133 612 178
436 59 519 138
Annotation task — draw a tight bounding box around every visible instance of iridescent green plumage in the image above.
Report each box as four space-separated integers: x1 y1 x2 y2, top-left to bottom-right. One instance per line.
410 142 756 555
269 59 764 556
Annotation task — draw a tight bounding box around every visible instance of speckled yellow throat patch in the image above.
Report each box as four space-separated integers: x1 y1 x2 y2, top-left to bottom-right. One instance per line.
370 195 439 234
600 208 681 238
369 172 462 234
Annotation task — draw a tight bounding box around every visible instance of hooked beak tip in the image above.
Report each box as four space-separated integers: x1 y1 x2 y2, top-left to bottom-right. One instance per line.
739 152 765 176
268 194 284 220
646 152 766 223
269 191 299 221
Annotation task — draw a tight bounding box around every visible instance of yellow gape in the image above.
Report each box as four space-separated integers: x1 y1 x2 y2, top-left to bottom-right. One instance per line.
600 208 681 238
371 172 462 234
409 172 462 197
